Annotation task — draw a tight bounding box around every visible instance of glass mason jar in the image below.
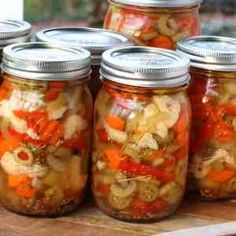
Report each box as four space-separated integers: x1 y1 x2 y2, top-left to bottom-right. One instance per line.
104 0 203 49
36 27 133 99
178 36 236 200
92 46 191 222
0 20 31 62
0 43 92 216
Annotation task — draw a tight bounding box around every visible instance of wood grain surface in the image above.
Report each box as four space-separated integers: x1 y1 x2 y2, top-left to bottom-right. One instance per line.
0 198 235 236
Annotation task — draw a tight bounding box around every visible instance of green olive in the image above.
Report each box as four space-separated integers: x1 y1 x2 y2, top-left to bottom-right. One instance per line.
108 193 132 210
111 181 136 198
138 182 159 202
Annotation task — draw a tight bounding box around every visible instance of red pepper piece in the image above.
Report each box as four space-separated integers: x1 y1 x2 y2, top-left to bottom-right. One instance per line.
119 160 175 182
222 103 236 116
63 137 87 151
97 128 109 143
8 129 46 148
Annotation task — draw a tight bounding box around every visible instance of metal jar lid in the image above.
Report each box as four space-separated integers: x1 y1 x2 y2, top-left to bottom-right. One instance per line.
101 46 190 88
2 42 91 81
177 36 236 71
110 0 203 7
0 20 31 48
36 27 133 65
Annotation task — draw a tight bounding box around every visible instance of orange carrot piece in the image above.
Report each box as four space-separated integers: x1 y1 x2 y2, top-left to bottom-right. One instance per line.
8 175 30 189
207 169 235 183
16 185 36 198
0 138 20 157
104 148 122 170
149 36 173 49
106 115 125 130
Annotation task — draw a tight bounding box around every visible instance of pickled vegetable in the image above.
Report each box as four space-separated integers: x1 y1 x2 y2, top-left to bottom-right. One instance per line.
92 84 190 221
189 69 236 200
104 2 201 49
0 75 92 216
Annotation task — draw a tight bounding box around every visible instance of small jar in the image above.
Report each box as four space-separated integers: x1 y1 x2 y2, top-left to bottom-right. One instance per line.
178 36 236 200
92 46 191 222
36 27 132 98
0 42 92 216
0 20 31 62
104 0 202 49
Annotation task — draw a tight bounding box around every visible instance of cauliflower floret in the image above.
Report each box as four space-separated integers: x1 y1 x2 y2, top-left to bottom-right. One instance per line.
0 100 27 133
153 95 180 128
137 133 159 150
9 89 44 111
203 149 234 167
143 104 159 118
96 160 106 171
64 114 88 140
156 122 168 139
49 106 67 120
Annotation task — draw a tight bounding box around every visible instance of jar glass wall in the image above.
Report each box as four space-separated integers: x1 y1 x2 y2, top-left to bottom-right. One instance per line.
92 46 191 222
93 82 190 221
188 68 236 200
0 42 92 216
104 0 202 49
178 36 236 200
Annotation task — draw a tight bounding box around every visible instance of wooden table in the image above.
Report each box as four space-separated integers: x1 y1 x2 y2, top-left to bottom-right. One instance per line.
0 198 235 236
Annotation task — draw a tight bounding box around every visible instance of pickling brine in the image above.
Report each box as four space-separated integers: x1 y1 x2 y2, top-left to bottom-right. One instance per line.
0 43 92 216
104 0 202 49
178 36 236 200
92 46 191 222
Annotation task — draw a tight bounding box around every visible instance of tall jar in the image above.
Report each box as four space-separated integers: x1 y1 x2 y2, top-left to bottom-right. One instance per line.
92 47 191 222
36 27 133 98
0 42 92 216
178 36 236 200
0 20 31 62
104 0 202 49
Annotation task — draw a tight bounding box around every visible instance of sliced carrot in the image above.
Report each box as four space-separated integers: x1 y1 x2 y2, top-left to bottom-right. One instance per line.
15 185 36 198
206 169 235 183
149 36 173 49
0 81 12 100
0 137 20 157
104 148 122 170
106 115 125 131
8 175 30 189
14 110 48 123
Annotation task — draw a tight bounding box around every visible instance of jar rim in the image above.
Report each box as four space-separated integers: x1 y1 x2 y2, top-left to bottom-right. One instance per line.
100 46 190 88
177 36 236 72
2 42 91 81
110 0 203 8
0 20 31 46
36 27 133 65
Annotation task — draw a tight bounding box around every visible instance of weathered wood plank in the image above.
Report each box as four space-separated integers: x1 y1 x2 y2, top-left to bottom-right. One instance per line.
0 198 235 236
